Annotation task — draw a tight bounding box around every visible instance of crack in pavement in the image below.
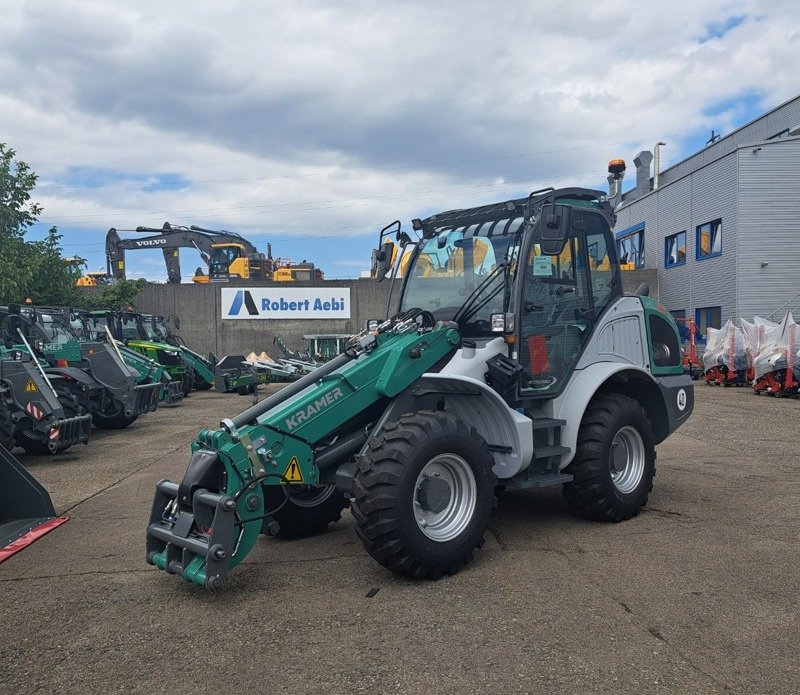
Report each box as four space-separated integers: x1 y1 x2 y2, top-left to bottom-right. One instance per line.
0 568 154 583
58 441 189 516
555 548 738 694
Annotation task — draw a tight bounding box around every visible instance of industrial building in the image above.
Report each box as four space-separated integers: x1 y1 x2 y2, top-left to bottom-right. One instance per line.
613 94 800 334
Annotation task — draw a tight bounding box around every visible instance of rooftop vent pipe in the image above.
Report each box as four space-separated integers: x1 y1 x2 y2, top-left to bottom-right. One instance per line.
633 150 653 198
653 142 666 190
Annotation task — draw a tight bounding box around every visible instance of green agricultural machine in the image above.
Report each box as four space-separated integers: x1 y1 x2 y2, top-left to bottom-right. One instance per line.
97 311 192 397
1 305 160 429
0 348 91 454
142 314 217 391
147 185 694 590
69 309 184 406
147 312 272 394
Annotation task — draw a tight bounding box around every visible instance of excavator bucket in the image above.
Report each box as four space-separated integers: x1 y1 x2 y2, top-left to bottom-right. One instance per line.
0 445 67 563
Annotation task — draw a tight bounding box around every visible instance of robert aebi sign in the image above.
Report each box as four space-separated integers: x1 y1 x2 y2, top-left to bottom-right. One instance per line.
221 287 351 320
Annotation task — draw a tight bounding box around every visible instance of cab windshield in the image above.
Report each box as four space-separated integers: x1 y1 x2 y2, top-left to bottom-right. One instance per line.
32 312 76 344
120 315 142 341
143 318 168 341
399 217 522 336
209 247 241 276
88 315 109 341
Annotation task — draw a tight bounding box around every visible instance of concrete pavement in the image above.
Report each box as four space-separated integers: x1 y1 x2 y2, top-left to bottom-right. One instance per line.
1 384 798 693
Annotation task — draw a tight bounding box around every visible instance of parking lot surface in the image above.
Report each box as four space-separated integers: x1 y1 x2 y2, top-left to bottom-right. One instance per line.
1 384 798 694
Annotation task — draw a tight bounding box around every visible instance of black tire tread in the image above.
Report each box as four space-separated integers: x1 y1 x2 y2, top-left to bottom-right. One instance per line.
352 410 494 580
262 486 349 539
0 396 16 451
563 393 655 522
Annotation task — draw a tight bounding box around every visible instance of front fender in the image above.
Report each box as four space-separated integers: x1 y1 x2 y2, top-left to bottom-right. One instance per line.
368 373 534 479
46 366 102 391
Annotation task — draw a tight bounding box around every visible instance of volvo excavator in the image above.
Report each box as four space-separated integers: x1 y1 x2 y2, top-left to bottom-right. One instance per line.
105 223 323 284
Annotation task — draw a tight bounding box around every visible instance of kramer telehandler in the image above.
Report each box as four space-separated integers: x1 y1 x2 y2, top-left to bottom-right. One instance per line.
64 309 184 406
1 305 160 429
96 310 193 397
0 348 91 454
142 314 217 391
147 182 694 590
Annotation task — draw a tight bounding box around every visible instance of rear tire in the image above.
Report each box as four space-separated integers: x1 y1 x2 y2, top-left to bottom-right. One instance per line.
261 485 349 539
563 393 655 522
352 411 496 580
0 396 16 451
193 373 213 390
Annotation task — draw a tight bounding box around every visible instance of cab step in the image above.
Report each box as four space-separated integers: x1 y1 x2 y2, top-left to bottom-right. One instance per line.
530 417 567 430
532 444 571 459
502 471 573 490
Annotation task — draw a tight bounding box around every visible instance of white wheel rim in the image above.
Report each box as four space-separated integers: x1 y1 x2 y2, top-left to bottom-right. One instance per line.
609 425 645 494
413 453 477 542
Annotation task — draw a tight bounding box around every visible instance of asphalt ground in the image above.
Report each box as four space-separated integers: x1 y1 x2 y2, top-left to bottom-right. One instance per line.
1 382 798 694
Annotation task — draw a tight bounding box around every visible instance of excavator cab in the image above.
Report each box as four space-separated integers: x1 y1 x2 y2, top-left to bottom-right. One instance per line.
209 244 247 280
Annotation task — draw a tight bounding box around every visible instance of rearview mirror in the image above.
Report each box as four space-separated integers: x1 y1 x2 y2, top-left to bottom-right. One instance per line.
371 240 396 282
537 204 572 256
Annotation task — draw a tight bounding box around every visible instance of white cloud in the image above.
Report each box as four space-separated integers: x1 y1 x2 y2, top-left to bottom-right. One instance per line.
0 0 798 255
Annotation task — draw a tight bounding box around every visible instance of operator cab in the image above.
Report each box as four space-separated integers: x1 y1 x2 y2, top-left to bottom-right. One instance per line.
208 244 247 279
375 188 622 397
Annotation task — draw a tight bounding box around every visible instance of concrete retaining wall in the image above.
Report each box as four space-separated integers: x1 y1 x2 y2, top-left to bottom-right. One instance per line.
113 269 658 358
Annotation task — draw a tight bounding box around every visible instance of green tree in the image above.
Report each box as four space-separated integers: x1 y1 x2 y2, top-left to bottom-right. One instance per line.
1 142 97 307
82 278 148 310
25 227 85 306
0 143 42 302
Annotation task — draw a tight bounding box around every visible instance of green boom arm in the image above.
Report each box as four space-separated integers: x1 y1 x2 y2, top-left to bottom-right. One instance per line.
147 320 460 589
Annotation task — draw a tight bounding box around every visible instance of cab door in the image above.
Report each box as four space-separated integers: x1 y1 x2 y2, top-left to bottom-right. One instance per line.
517 210 620 395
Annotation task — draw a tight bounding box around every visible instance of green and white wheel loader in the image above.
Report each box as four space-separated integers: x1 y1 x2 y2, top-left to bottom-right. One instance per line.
147 184 694 590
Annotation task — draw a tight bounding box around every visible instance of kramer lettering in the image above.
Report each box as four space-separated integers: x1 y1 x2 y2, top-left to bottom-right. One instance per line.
284 387 344 430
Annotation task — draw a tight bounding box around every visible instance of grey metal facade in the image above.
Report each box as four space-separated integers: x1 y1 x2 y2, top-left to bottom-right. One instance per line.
613 95 800 329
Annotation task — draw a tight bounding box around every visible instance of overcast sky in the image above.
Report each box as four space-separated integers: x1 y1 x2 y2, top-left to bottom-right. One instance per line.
2 0 798 280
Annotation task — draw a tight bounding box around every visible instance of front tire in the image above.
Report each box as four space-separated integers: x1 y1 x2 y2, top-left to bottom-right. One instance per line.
352 411 496 580
563 393 655 522
18 391 83 454
92 402 138 430
181 368 195 397
262 485 349 539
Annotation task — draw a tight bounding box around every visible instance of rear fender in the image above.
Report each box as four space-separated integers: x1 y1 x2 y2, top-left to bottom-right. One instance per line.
551 363 693 469
0 362 63 417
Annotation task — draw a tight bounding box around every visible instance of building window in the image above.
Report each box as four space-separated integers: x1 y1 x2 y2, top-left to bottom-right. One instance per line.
616 223 645 268
695 306 721 334
664 231 687 268
696 219 722 260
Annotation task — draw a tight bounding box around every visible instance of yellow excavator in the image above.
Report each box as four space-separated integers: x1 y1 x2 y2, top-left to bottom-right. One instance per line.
105 223 323 284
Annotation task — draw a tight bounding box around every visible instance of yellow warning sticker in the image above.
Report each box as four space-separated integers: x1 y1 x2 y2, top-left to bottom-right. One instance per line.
24 379 38 393
283 456 304 483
